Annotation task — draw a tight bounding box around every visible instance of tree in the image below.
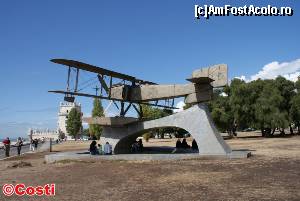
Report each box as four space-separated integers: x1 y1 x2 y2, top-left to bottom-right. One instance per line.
290 84 300 134
274 76 296 134
183 103 192 110
143 132 152 142
295 77 300 91
82 128 90 137
210 94 235 136
205 76 300 137
291 77 300 134
228 79 253 130
253 80 288 137
141 105 172 139
142 105 165 120
66 108 82 140
89 98 104 139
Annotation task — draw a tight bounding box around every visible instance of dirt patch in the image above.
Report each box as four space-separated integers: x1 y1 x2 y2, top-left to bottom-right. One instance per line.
7 161 32 168
54 159 96 165
0 133 300 201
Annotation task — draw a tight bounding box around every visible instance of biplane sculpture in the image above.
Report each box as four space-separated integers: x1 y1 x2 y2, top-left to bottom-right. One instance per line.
49 59 235 156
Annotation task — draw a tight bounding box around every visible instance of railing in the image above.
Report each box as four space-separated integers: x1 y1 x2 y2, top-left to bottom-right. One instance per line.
0 140 59 160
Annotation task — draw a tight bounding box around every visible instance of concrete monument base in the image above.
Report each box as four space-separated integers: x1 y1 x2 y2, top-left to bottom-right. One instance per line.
100 103 236 156
44 150 251 164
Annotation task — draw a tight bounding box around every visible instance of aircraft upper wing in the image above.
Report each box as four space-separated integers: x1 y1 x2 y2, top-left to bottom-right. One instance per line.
51 59 157 85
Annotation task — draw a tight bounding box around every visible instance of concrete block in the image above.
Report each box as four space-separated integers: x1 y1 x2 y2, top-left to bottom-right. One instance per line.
192 64 228 87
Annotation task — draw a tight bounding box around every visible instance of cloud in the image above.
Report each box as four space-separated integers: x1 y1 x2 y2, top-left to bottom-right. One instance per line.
234 75 246 81
220 92 228 97
250 59 300 82
283 72 300 82
173 101 185 113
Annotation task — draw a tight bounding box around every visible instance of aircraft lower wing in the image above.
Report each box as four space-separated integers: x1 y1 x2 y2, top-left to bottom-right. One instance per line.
48 90 178 109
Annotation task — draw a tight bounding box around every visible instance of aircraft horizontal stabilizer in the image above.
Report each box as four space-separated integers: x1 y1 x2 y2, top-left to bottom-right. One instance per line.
187 64 228 87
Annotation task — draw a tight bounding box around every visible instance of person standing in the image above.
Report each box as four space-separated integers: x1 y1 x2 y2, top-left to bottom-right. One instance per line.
34 139 38 150
15 137 23 155
28 128 34 151
30 138 35 151
2 137 11 157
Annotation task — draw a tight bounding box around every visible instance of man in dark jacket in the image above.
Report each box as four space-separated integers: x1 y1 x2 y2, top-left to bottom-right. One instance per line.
2 137 11 157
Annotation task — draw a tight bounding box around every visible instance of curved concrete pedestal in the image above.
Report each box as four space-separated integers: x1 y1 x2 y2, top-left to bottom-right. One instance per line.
100 104 232 155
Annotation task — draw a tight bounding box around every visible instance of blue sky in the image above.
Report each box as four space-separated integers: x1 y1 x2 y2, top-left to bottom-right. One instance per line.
0 0 299 138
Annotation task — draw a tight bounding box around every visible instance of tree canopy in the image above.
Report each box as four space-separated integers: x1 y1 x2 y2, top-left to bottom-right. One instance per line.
208 76 300 137
141 105 173 140
66 107 82 139
89 98 104 139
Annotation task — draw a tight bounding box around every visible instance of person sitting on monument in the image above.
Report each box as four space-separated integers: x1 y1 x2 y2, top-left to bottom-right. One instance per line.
172 138 183 153
131 141 139 153
137 139 143 152
181 138 190 149
89 140 99 155
103 142 112 155
191 139 198 151
175 138 182 149
97 144 103 154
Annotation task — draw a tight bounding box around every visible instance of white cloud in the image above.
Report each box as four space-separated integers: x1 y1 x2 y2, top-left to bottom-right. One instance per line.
234 59 300 83
220 92 228 97
234 75 246 81
250 59 300 82
173 101 185 113
283 72 300 82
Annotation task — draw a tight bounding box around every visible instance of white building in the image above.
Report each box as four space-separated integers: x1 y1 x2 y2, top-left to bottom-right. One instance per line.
30 128 59 140
29 101 82 140
57 102 82 139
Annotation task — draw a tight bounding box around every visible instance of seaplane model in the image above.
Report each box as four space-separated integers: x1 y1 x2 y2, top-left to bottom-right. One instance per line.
49 59 227 127
49 59 243 156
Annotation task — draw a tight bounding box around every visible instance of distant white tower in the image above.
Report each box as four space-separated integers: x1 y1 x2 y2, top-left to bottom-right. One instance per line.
57 102 82 139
